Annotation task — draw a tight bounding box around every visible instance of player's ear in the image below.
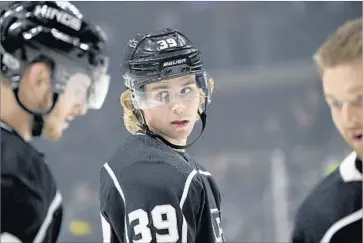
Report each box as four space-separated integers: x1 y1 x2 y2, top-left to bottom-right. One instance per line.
20 62 53 112
26 62 52 93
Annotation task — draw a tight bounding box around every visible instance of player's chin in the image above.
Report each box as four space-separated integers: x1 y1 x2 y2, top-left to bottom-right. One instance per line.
352 144 363 158
170 127 193 140
43 127 65 141
346 137 362 156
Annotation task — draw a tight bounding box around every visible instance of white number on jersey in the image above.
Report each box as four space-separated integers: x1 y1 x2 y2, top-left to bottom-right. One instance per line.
128 204 179 243
157 38 178 50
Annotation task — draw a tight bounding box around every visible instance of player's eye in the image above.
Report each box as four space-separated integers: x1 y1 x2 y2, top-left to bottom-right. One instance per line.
74 89 84 96
331 100 343 109
155 91 170 103
349 96 363 107
181 87 192 95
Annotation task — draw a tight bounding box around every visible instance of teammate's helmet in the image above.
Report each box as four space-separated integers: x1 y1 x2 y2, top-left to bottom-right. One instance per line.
122 28 211 110
0 1 110 110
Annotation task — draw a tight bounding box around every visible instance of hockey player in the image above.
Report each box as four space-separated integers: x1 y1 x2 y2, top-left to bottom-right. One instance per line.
292 18 362 243
99 28 225 243
1 1 110 242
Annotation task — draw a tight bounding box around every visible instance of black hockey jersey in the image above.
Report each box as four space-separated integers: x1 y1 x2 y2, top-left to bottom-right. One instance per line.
100 133 225 243
292 152 362 243
1 121 63 243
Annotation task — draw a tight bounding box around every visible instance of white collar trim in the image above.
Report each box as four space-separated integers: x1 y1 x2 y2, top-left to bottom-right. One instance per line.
339 151 362 182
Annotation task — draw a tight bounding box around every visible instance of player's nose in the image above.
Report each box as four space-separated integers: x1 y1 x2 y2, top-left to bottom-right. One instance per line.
72 104 87 116
171 102 185 115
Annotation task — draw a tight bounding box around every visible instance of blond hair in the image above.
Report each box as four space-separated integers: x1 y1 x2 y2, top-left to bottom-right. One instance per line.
0 78 10 88
314 18 362 74
120 78 215 134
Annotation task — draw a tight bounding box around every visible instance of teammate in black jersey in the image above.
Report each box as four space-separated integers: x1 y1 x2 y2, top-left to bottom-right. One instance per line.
292 18 362 243
99 28 225 243
0 2 110 242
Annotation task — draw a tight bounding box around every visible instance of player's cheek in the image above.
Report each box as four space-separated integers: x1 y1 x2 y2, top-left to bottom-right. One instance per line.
331 114 344 135
356 107 363 121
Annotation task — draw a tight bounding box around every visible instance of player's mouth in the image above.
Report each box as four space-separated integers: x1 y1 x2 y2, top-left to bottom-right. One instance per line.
64 117 75 128
171 120 189 128
65 117 74 123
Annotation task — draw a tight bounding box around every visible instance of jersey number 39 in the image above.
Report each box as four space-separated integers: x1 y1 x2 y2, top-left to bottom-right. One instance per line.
128 204 179 243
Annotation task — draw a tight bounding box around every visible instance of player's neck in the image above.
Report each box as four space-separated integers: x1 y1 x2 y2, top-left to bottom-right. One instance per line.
166 137 187 153
0 86 33 141
148 127 187 152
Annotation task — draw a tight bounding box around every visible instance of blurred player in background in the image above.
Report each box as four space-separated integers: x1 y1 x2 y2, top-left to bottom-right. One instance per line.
0 1 110 242
292 18 362 243
99 28 225 243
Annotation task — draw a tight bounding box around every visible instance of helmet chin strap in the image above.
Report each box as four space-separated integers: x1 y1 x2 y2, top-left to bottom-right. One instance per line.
135 97 208 150
141 112 206 150
13 88 59 137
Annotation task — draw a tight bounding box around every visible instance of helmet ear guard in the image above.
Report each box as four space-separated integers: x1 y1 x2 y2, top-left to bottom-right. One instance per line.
196 71 212 107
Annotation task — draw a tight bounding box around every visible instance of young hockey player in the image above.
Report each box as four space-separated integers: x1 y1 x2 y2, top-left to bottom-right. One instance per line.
100 28 225 243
